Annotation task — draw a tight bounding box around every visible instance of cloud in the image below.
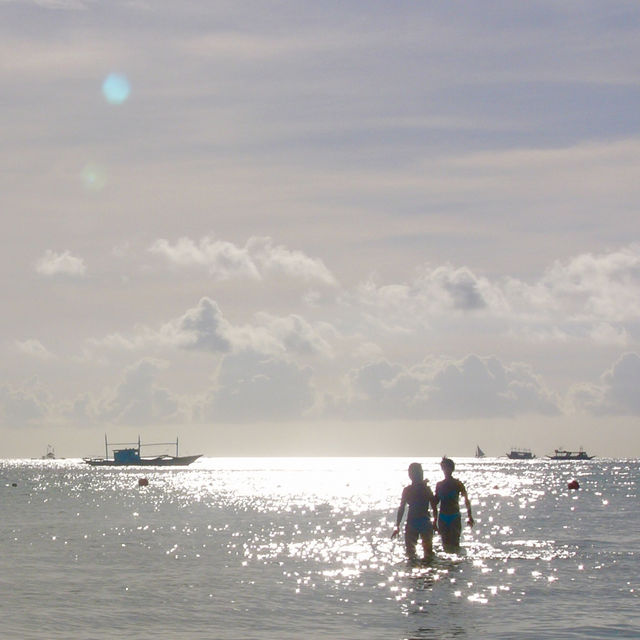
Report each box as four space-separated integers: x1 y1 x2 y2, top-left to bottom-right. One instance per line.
92 359 186 425
569 352 640 416
349 245 640 344
537 245 640 323
149 237 261 280
173 297 234 353
251 313 334 357
588 323 629 347
0 380 51 426
1 0 91 11
33 0 90 9
15 339 54 359
326 354 559 420
180 31 361 62
87 297 336 360
35 250 86 277
247 237 337 285
84 297 233 354
56 359 191 427
354 263 505 321
200 350 315 422
149 235 337 285
499 245 640 327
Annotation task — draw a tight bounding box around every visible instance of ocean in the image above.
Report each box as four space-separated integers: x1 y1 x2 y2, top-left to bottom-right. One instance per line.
1 457 638 639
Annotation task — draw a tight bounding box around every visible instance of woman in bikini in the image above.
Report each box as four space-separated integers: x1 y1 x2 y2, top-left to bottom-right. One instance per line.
391 462 438 560
435 457 474 553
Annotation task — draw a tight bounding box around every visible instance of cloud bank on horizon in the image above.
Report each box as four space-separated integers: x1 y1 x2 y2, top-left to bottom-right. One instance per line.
6 242 640 426
1 1 640 455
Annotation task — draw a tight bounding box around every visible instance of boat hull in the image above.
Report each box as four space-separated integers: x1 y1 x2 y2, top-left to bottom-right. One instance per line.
547 449 594 461
84 454 202 467
506 451 535 460
547 454 594 461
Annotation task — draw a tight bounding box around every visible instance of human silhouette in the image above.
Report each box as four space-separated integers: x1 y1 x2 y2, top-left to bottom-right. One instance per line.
435 457 474 552
391 462 438 560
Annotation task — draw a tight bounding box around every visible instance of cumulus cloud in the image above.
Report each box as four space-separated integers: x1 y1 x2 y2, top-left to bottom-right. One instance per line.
87 297 336 360
85 298 233 354
15 339 54 359
251 313 334 357
173 297 234 353
149 235 337 285
149 236 260 280
55 359 191 427
351 245 640 344
353 263 508 326
588 323 629 347
35 250 86 277
569 352 640 416
200 350 316 422
90 359 185 425
326 354 559 420
247 237 337 285
509 245 640 323
0 380 51 426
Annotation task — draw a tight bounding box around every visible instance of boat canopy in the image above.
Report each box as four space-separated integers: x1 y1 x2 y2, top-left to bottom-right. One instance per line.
113 448 141 464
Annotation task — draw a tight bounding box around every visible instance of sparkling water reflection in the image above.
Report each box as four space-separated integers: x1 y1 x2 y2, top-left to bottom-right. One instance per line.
0 457 638 639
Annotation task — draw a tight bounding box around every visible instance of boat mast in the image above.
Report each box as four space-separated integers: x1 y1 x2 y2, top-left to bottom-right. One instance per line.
104 433 108 459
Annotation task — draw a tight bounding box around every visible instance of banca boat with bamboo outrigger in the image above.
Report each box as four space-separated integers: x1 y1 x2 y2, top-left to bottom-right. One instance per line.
547 447 595 461
84 435 202 467
506 447 535 460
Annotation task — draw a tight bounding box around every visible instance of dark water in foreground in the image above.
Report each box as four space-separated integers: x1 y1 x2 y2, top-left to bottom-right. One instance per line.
1 457 638 639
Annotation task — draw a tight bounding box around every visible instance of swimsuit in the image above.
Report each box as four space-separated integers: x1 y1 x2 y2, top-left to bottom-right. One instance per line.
408 516 433 534
401 482 435 556
437 512 461 526
436 479 466 547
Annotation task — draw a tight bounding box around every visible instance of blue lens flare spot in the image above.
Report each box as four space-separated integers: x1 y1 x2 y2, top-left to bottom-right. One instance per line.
81 164 108 191
102 73 131 105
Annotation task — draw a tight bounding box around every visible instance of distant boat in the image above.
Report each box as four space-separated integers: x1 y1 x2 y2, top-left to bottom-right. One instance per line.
84 435 202 467
41 445 56 460
506 447 535 460
475 445 486 458
547 447 594 461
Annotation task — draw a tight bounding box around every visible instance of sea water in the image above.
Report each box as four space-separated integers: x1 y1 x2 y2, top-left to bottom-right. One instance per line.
0 457 638 640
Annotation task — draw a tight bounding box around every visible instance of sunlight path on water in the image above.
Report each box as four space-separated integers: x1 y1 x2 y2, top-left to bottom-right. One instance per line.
0 457 638 639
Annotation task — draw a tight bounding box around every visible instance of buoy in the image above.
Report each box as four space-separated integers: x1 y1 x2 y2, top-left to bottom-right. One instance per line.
567 479 580 490
138 477 149 487
11 482 17 487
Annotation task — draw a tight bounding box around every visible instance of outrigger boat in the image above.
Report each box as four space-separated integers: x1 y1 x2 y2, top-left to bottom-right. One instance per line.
506 447 535 460
84 435 202 466
547 447 594 461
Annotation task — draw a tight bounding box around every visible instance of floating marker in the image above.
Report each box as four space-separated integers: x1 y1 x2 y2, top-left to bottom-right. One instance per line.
138 477 149 487
567 479 580 491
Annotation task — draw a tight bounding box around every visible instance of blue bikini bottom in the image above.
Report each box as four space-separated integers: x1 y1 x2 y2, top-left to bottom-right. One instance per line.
408 517 433 534
438 512 461 526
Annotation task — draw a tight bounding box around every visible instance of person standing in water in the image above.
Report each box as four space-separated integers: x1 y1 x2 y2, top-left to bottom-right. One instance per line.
391 462 438 560
435 457 474 553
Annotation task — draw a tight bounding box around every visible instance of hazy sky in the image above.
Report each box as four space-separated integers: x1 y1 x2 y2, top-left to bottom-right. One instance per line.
2 1 640 458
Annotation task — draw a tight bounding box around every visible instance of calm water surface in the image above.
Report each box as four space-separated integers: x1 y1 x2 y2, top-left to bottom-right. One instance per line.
1 457 638 639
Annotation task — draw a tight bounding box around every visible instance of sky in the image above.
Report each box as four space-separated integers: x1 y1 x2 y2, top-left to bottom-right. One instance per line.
2 0 640 458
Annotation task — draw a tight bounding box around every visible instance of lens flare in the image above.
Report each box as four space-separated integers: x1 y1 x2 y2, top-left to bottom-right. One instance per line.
102 73 131 105
81 163 107 191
